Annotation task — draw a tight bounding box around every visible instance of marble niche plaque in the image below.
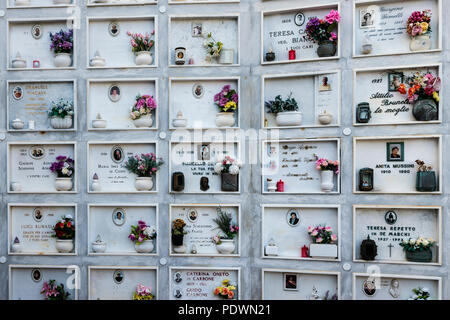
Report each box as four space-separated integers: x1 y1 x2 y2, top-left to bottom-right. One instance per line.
9 204 77 255
87 0 157 6
262 269 340 300
89 267 158 300
262 205 340 261
169 77 240 129
88 204 157 255
8 142 76 193
354 0 441 57
263 72 340 128
170 204 240 256
353 205 441 265
262 4 340 64
353 273 441 300
169 15 239 67
8 20 76 70
88 142 158 193
353 135 441 193
354 65 441 125
262 139 340 194
9 265 79 300
8 0 74 7
87 79 157 130
8 80 76 131
170 141 240 193
170 267 240 300
87 16 157 68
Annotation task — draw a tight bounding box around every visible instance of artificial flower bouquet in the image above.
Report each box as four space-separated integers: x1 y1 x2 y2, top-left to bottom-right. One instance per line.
48 98 74 119
214 156 241 175
213 279 236 299
400 236 435 252
307 225 338 244
130 94 157 120
315 158 340 174
397 72 441 104
53 215 75 240
203 32 223 61
127 30 155 53
214 85 238 113
50 29 74 54
41 280 70 300
212 207 239 245
265 93 299 114
125 153 163 177
128 220 157 245
50 156 74 178
133 284 154 300
407 10 432 37
409 287 431 300
305 10 340 44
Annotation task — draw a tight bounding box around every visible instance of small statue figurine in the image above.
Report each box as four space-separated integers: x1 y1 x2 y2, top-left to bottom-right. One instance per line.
389 279 400 298
200 176 209 191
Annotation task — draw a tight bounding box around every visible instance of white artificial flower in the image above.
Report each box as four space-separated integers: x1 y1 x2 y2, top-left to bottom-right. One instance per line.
65 214 73 220
229 164 240 175
214 162 224 174
144 226 155 237
409 239 415 245
422 239 429 246
422 287 430 293
62 167 69 175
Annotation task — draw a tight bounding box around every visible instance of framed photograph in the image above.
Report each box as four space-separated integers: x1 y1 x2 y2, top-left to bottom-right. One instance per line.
31 24 43 39
108 22 120 37
362 279 377 297
192 83 204 99
28 145 45 160
360 9 375 28
174 289 182 298
111 146 124 163
283 273 298 291
384 210 398 225
386 142 404 162
33 208 44 222
112 208 126 226
294 12 305 26
388 72 404 92
318 76 331 91
187 208 198 223
174 272 182 283
197 144 210 161
31 269 42 282
191 22 203 37
108 84 121 102
12 86 23 100
286 209 300 227
113 270 124 284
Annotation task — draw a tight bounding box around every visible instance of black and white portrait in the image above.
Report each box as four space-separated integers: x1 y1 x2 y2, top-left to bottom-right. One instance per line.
174 272 182 283
31 24 43 39
29 146 45 160
113 270 124 284
31 268 42 282
108 22 120 37
384 211 397 225
187 209 198 223
198 144 210 161
360 9 375 28
388 72 404 92
112 208 126 226
191 22 203 37
386 142 404 162
363 279 377 297
33 208 44 222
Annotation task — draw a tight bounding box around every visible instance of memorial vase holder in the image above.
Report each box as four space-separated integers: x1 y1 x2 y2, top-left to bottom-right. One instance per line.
91 179 101 192
11 242 22 253
92 241 107 253
215 239 235 254
135 239 154 253
51 116 72 129
276 111 302 126
215 112 235 127
219 49 234 64
413 99 438 121
135 176 154 191
309 243 338 259
54 53 72 68
55 177 73 191
318 112 332 125
135 51 153 66
55 239 74 253
320 170 334 192
317 40 336 57
172 234 184 246
265 51 275 62
410 35 432 52
221 173 239 192
133 114 153 128
360 236 378 260
265 244 278 256
172 172 185 192
416 171 437 192
405 248 432 263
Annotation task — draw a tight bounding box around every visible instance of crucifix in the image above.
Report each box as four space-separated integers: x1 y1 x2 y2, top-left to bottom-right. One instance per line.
387 243 394 258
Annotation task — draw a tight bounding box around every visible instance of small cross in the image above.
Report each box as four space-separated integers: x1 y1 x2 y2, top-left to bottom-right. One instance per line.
388 243 394 258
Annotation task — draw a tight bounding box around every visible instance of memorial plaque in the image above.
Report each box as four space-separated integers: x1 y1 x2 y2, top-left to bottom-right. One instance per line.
9 204 77 255
87 16 157 68
263 72 340 128
8 0 74 7
170 204 240 256
354 65 440 125
169 267 240 300
262 205 340 260
262 4 340 64
169 77 240 129
8 142 76 193
88 204 157 255
169 141 240 193
87 141 158 193
87 79 157 130
9 265 79 300
8 80 76 131
169 15 239 67
353 205 441 264
87 0 156 6
8 19 76 70
353 273 441 300
354 0 441 56
353 135 441 193
89 267 158 300
262 139 340 194
262 269 340 300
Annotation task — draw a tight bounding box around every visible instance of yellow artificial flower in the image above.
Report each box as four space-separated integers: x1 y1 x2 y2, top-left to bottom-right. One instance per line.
222 279 230 286
433 91 439 102
223 101 237 112
421 22 429 32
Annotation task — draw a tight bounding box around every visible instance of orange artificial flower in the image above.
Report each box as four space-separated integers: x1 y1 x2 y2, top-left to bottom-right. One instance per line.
398 84 407 94
228 290 235 299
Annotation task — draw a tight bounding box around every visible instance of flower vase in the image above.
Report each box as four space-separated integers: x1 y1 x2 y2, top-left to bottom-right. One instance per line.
317 40 337 57
320 170 334 192
405 248 432 262
50 116 72 129
135 51 153 66
133 114 154 128
55 239 74 253
410 35 432 52
412 99 438 121
276 111 302 126
309 243 338 259
135 176 154 191
135 239 154 253
221 173 239 192
215 112 235 127
416 171 437 192
54 53 72 68
55 177 73 191
215 239 236 254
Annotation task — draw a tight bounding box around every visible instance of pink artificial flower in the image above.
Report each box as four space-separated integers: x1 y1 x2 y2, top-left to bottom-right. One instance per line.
316 237 323 243
325 10 340 24
331 234 338 242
